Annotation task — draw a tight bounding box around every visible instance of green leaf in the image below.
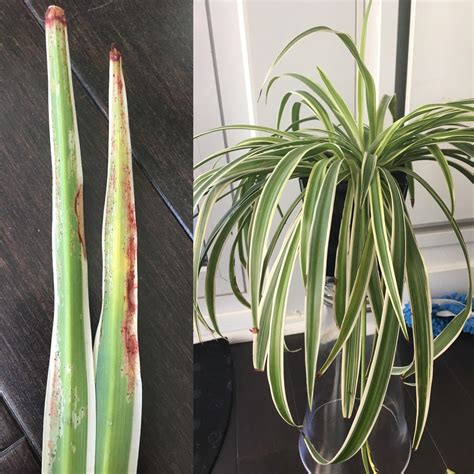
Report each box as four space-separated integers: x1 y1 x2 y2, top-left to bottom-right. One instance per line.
303 296 400 464
334 183 354 326
289 89 336 133
276 92 292 129
263 191 304 277
405 222 433 450
300 159 331 284
340 172 367 418
259 26 377 137
228 229 250 308
391 168 472 376
375 94 395 134
368 171 408 339
291 101 302 131
303 165 405 464
428 144 455 213
341 320 363 418
317 67 361 147
356 0 373 134
205 204 253 334
193 186 230 333
360 153 377 204
94 47 142 473
266 220 301 425
249 144 342 332
43 8 95 472
318 232 374 376
194 123 296 141
305 160 342 406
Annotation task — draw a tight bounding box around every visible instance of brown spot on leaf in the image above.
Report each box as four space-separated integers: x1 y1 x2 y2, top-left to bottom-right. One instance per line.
110 44 121 62
249 327 259 334
50 353 61 420
121 262 138 397
45 5 66 27
74 184 86 257
121 192 138 397
117 74 124 93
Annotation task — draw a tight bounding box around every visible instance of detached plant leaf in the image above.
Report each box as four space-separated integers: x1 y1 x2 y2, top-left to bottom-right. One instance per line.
42 6 95 473
94 46 142 473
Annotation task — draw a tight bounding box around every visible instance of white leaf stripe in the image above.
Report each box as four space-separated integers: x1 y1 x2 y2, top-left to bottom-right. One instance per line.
305 160 342 406
267 220 302 425
405 222 433 449
368 171 408 338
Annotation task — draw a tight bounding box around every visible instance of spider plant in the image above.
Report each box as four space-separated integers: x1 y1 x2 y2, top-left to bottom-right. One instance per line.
43 6 95 472
43 7 140 473
193 1 473 469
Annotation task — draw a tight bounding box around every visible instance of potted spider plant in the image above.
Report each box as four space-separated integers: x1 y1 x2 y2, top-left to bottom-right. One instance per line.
194 2 473 471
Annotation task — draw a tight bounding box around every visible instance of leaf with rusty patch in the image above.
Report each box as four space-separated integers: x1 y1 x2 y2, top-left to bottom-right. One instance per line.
42 6 95 473
93 45 142 473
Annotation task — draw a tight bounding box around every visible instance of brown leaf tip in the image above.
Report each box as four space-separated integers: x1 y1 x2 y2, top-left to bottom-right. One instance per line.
45 5 66 27
110 44 121 61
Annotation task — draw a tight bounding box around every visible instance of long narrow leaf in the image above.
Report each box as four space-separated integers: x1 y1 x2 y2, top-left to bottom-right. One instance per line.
405 222 433 450
360 152 377 204
267 220 301 425
300 159 330 284
249 144 342 332
42 7 95 472
334 183 354 326
305 160 342 406
428 144 455 213
392 168 472 377
303 296 400 464
94 46 141 473
318 233 374 376
368 171 408 338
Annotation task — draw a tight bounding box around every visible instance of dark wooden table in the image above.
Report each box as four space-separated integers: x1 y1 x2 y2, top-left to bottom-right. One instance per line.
213 333 474 473
0 1 192 472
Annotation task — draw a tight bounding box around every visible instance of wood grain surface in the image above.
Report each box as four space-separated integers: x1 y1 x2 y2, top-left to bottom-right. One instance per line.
26 0 193 231
0 2 192 472
212 334 474 473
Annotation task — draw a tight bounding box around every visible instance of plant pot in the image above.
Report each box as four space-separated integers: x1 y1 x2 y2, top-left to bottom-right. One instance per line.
193 339 233 474
300 171 408 277
298 280 412 473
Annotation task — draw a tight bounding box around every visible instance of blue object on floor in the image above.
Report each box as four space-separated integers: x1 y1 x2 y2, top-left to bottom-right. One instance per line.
403 292 474 336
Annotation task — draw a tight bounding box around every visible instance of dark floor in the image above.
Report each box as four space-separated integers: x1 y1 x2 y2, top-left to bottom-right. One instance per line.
212 333 474 474
0 2 191 472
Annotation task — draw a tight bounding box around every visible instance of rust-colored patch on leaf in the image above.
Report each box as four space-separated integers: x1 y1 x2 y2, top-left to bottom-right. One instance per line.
110 45 124 93
74 184 86 257
50 353 61 420
121 187 138 397
116 73 124 94
46 353 61 466
110 44 122 62
45 5 66 28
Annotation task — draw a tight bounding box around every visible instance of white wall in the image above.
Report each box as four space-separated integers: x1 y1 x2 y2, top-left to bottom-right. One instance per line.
406 0 474 226
194 0 473 343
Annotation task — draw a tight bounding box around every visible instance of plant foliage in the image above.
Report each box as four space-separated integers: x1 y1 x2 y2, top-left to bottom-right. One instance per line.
43 7 95 472
42 6 141 473
194 1 473 467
